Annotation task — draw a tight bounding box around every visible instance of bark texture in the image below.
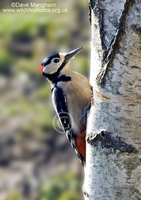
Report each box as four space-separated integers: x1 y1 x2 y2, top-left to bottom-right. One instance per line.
83 0 141 199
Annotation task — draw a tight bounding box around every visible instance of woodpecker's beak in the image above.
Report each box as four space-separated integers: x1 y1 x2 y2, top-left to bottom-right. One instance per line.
65 47 83 62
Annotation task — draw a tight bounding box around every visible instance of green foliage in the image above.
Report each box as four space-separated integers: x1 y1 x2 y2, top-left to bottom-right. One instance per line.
6 191 21 200
0 50 12 74
11 16 38 39
0 1 89 199
0 13 40 38
36 84 51 100
40 172 82 200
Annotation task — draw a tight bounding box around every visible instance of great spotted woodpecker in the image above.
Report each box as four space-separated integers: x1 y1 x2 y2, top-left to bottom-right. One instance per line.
40 47 92 165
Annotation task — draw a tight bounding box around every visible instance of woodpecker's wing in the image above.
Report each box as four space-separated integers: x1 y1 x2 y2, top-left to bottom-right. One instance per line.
52 86 71 132
52 86 85 165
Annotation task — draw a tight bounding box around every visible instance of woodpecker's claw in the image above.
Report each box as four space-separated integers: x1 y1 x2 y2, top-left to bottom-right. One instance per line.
91 97 94 105
80 102 91 125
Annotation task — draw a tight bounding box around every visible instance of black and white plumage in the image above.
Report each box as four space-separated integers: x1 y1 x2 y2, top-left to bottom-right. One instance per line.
41 47 92 165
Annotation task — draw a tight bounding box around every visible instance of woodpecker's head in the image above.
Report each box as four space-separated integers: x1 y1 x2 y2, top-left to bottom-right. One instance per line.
41 47 83 81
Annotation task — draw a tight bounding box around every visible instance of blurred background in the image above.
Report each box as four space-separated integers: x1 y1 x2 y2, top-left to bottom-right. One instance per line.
0 0 90 199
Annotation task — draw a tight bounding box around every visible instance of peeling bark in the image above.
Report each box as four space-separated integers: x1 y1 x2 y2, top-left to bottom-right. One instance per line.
84 0 141 199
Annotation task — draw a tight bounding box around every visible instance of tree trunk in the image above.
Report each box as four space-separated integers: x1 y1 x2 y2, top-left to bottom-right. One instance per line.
83 0 141 199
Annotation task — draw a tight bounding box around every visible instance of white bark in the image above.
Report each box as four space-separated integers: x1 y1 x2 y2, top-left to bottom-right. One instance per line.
83 0 141 199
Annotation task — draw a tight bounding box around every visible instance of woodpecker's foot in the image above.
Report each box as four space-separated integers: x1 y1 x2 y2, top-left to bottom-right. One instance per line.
80 102 91 125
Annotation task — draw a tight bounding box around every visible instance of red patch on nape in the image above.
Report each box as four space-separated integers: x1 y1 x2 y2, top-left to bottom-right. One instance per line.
41 65 44 74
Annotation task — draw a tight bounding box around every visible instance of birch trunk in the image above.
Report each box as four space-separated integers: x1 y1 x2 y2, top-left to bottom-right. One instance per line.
83 0 141 199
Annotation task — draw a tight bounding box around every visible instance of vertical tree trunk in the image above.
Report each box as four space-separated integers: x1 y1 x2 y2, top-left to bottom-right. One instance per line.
83 0 141 199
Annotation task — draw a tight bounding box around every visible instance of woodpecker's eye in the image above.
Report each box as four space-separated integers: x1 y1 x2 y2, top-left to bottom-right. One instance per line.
53 58 60 63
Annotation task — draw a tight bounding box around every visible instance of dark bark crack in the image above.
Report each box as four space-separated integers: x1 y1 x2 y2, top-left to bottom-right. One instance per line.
87 131 138 154
89 0 135 86
131 24 141 35
88 1 92 25
83 190 90 198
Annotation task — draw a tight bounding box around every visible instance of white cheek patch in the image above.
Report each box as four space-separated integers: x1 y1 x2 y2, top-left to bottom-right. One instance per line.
43 66 47 73
43 63 59 74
